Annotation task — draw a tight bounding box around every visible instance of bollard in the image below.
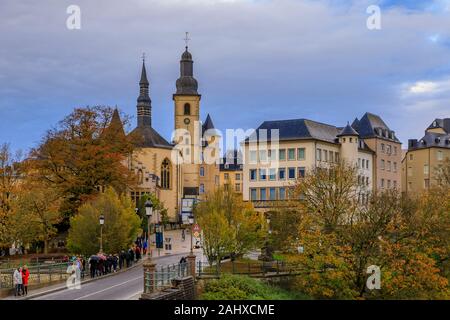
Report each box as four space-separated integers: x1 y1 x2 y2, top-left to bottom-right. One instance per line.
186 255 196 279
143 261 156 294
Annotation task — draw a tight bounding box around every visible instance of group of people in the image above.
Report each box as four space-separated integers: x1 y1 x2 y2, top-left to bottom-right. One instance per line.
13 265 30 297
87 245 143 278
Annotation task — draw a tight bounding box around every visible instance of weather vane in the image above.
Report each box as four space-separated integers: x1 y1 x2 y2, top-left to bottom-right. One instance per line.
184 32 191 48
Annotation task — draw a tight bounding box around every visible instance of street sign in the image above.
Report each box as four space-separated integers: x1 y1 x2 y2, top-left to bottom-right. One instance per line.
192 224 201 233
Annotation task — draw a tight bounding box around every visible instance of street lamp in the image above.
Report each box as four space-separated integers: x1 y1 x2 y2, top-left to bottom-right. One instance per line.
188 215 194 255
145 199 153 258
99 214 105 253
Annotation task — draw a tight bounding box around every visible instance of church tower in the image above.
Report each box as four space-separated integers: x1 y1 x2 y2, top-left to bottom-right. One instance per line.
173 44 201 196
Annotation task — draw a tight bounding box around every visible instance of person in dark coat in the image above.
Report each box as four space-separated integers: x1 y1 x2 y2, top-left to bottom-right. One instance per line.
89 257 97 278
112 254 118 272
119 250 125 269
127 248 134 266
135 246 141 261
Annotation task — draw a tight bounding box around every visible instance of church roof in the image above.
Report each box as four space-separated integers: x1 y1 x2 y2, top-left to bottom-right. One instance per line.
129 126 172 149
102 108 126 139
427 118 450 133
202 114 215 134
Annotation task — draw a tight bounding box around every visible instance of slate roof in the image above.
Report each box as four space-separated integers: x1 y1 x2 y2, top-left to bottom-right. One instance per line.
128 126 172 149
427 118 450 134
408 132 450 150
220 149 243 171
352 112 399 142
248 118 340 143
337 123 359 137
247 118 374 153
202 114 215 134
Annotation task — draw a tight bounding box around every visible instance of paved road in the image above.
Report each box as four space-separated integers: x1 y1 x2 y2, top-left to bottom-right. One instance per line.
32 252 197 300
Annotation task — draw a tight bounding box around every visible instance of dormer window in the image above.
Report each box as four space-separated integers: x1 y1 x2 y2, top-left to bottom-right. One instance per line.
433 120 437 127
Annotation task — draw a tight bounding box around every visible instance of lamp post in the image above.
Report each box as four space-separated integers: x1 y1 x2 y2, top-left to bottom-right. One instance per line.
99 214 105 253
145 199 153 259
188 215 194 255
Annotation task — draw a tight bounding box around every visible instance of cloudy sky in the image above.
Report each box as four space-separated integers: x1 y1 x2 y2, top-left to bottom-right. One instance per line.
0 0 449 153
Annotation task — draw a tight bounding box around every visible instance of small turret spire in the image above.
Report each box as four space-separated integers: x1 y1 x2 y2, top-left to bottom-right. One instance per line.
175 33 199 95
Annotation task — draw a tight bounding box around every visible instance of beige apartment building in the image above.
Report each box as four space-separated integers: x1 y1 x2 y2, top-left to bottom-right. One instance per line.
242 118 375 207
351 113 402 191
402 118 450 195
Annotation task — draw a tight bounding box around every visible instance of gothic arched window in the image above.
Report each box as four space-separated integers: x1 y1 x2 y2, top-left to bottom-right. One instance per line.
161 159 171 189
184 103 191 115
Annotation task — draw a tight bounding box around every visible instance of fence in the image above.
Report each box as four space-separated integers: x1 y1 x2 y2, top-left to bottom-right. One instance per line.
0 262 72 290
196 260 307 277
144 262 192 293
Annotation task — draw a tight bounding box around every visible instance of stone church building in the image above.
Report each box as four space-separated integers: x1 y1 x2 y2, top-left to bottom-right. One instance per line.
114 46 220 223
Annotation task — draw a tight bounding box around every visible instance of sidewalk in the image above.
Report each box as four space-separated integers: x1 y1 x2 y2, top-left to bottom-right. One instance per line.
2 258 145 300
148 228 203 258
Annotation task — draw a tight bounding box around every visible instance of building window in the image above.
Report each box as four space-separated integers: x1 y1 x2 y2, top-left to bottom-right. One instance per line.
269 149 276 161
161 159 171 189
386 145 391 154
366 159 369 169
381 143 385 152
424 179 430 189
394 146 397 155
297 148 305 160
387 161 391 171
366 177 369 186
358 158 361 168
259 150 267 162
200 166 205 177
424 164 429 175
393 180 397 189
279 168 286 180
329 152 334 163
235 183 241 192
260 188 267 201
288 167 296 179
279 149 286 161
324 150 328 162
138 169 144 184
393 162 397 172
381 159 385 170
224 173 229 180
349 138 353 143
269 168 276 180
409 154 413 160
381 179 385 188
387 180 391 188
335 152 339 163
235 173 241 181
249 150 257 163
250 169 257 181
316 148 322 161
250 188 257 201
199 183 205 194
279 187 286 200
259 168 267 180
408 167 412 177
224 164 229 169
438 150 443 161
184 103 191 115
288 148 296 160
269 188 276 200
298 167 306 178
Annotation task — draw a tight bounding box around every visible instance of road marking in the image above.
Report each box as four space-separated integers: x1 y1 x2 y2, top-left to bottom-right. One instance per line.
74 276 142 300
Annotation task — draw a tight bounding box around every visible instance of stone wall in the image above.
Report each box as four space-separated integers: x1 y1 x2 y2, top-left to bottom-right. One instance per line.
140 276 196 300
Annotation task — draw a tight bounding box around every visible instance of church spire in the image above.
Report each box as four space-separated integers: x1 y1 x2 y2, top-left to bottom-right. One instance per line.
175 33 199 95
137 57 152 127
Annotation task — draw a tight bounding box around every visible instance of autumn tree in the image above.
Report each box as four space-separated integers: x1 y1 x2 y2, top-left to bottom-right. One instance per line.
0 143 23 245
29 106 136 221
271 162 449 299
195 187 266 268
9 181 63 254
67 188 141 255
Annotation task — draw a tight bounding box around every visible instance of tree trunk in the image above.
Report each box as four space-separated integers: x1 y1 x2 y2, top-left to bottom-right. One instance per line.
44 239 49 254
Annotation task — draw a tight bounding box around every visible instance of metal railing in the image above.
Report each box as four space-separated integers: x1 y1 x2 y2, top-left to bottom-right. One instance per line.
0 262 72 290
144 262 192 293
196 260 306 277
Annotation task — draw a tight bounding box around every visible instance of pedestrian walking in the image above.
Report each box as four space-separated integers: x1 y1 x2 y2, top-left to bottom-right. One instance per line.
21 265 30 296
13 267 23 297
181 229 185 241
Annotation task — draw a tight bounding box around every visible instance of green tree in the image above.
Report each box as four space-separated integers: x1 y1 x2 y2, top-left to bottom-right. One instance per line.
195 187 266 268
9 182 63 254
67 188 141 255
